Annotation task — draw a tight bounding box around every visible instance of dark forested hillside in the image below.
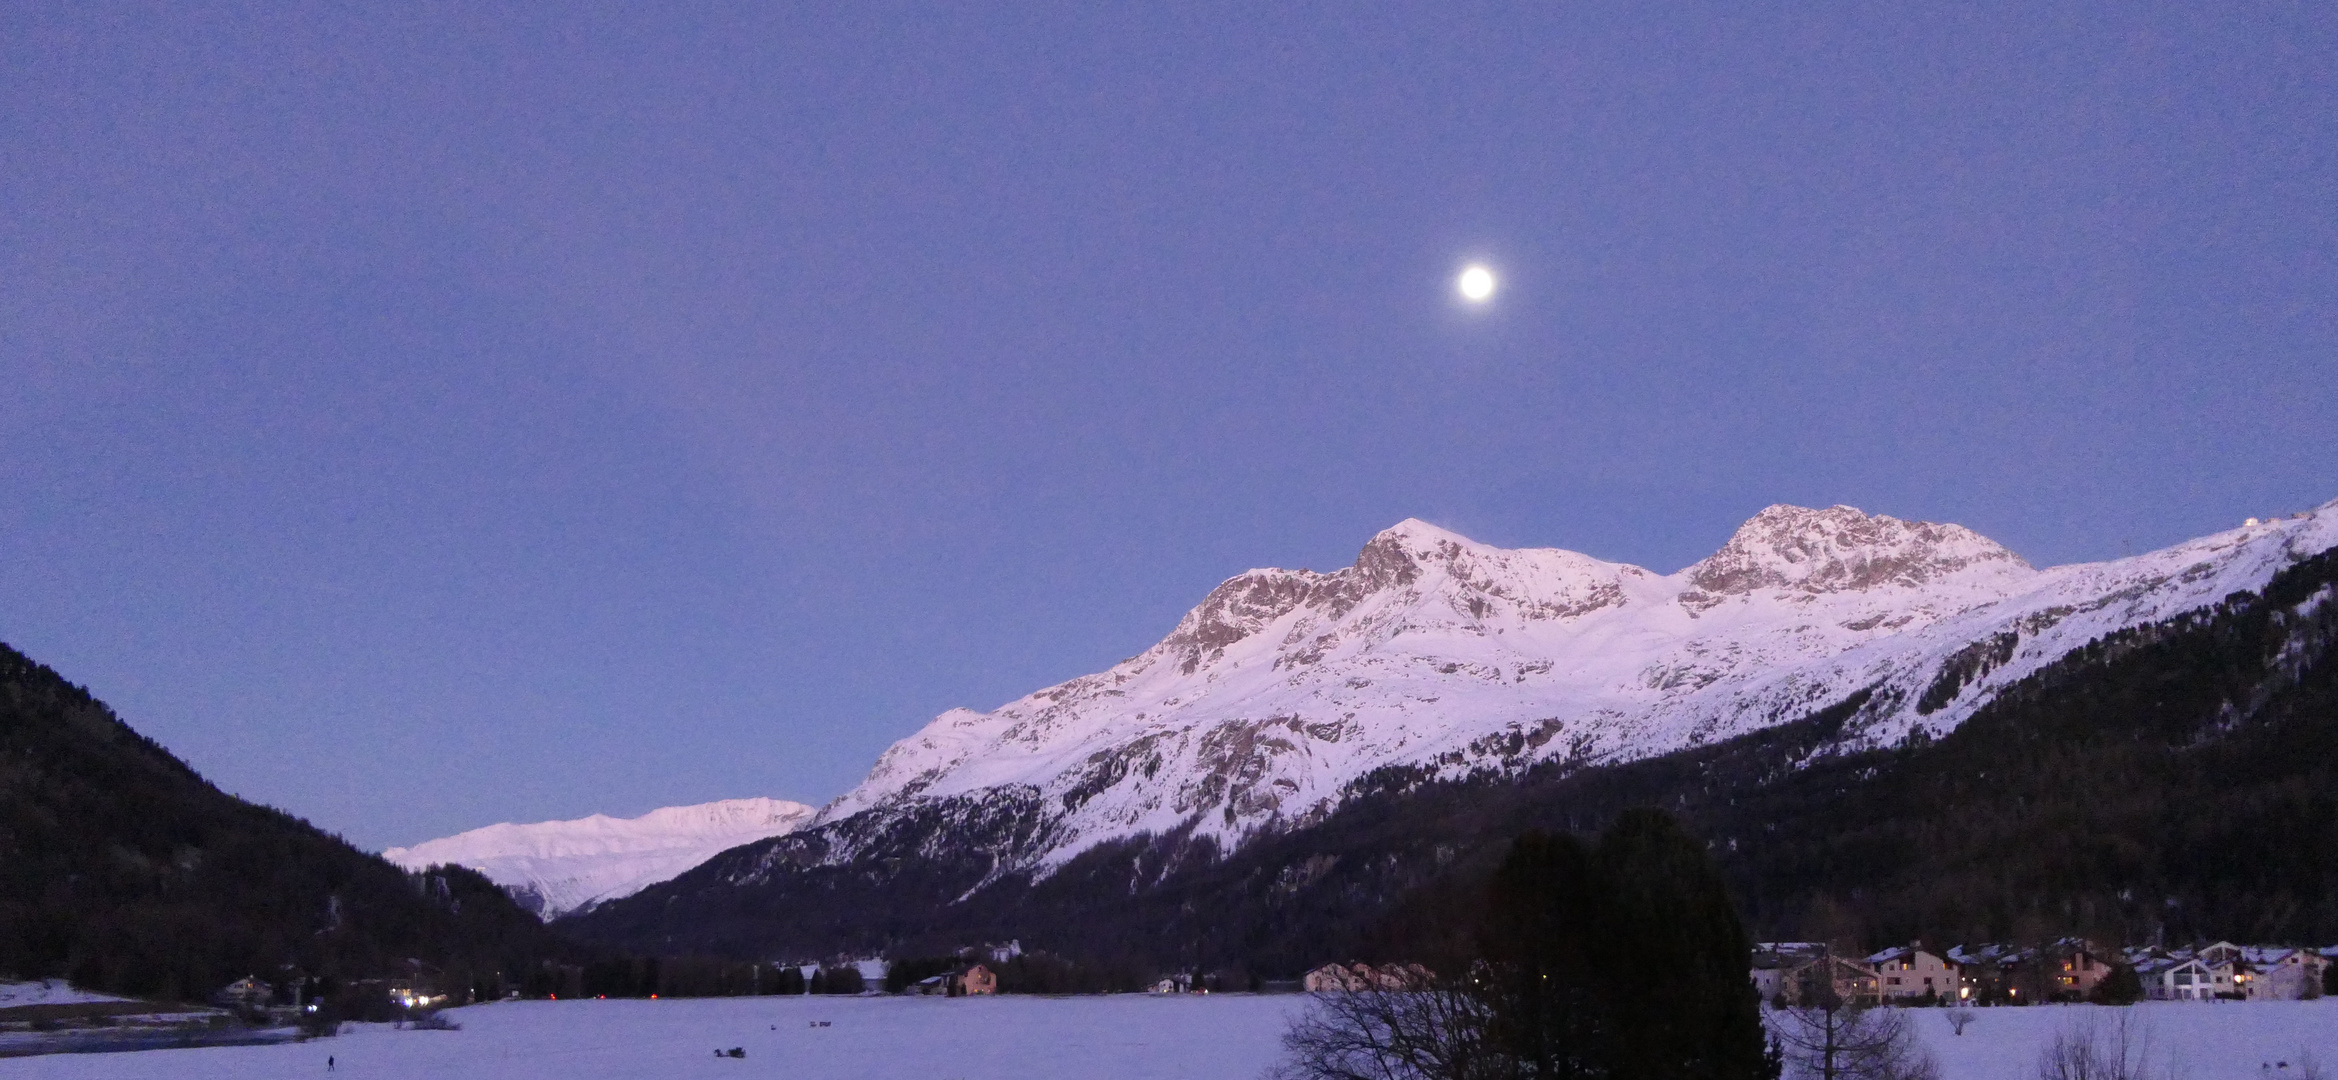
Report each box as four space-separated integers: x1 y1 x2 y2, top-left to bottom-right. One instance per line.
0 643 567 1001
569 547 2338 975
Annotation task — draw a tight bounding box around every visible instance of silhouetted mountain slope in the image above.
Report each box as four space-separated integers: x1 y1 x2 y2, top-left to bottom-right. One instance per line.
0 643 566 1001
567 545 2338 974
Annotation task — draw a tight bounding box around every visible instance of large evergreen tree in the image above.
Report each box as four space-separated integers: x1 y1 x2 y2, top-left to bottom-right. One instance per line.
1588 810 1775 1080
1286 811 1776 1080
1479 830 1607 1080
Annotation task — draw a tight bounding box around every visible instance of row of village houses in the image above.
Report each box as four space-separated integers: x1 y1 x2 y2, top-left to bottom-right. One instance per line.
1752 940 2338 1006
204 939 2332 1009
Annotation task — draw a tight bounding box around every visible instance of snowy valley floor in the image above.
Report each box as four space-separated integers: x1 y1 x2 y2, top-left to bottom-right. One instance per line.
7 994 2336 1080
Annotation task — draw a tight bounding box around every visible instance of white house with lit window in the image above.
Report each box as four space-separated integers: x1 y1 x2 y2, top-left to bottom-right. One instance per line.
1865 943 1959 1002
213 976 273 1010
2136 956 2227 1001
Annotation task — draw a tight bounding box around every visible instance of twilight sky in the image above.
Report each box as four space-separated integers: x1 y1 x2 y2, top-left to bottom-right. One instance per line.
4 3 2334 850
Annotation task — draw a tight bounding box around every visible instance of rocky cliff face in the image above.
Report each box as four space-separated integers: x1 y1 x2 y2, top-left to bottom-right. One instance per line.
1680 504 2031 607
795 501 2338 886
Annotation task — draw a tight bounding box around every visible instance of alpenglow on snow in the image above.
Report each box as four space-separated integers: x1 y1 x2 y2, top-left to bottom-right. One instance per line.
804 501 2338 876
385 797 814 917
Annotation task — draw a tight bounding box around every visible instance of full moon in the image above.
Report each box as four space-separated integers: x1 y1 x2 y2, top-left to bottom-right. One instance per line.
1457 264 1497 302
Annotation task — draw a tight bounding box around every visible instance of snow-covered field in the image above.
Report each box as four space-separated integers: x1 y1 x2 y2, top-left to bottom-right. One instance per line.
5 995 1296 1079
1916 1002 2337 1080
0 980 132 1008
8 995 2334 1079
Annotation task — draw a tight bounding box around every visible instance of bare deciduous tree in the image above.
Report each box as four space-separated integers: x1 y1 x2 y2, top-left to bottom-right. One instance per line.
1944 1009 1976 1037
2036 1011 2159 1080
1770 999 1938 1080
1273 984 1505 1080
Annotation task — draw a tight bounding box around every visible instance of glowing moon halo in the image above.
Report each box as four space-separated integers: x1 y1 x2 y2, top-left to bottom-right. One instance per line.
1457 264 1497 303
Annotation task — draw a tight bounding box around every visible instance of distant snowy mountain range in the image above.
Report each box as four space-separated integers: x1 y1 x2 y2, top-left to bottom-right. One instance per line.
796 499 2338 879
384 798 813 917
399 499 2338 921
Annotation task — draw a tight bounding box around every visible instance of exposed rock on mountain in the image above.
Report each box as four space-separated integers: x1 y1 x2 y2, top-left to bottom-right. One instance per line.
566 513 2338 967
804 502 2336 877
1679 504 2031 606
385 798 814 918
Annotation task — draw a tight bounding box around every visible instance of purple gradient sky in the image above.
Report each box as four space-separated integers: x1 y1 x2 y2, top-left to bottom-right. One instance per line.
4 3 2334 849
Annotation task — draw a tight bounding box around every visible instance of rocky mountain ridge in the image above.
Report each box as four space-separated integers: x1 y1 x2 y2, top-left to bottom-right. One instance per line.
799 500 2338 883
563 531 2338 965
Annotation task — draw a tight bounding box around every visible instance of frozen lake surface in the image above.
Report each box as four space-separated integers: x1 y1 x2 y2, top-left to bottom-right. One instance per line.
9 994 2336 1080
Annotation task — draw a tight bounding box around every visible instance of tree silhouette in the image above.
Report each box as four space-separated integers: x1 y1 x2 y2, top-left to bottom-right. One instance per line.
1281 811 1778 1080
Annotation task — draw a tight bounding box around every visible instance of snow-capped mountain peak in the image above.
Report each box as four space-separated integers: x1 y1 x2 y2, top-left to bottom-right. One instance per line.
1682 504 2033 606
384 797 814 918
1156 516 1654 676
799 500 2338 881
